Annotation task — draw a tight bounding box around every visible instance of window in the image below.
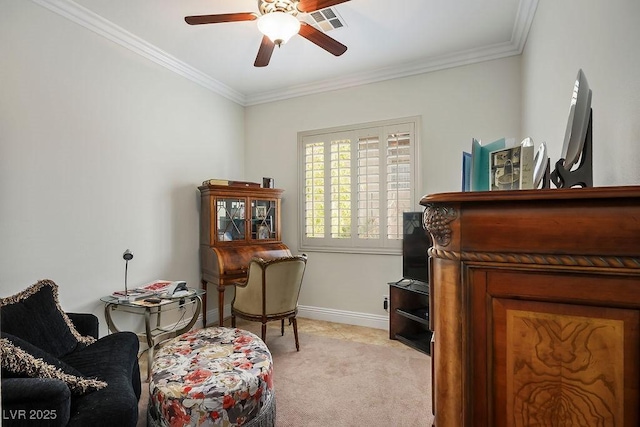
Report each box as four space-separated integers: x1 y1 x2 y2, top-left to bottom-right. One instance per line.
299 117 420 254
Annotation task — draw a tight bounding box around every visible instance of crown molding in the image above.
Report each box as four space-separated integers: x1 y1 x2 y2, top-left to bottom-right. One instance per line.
31 0 537 107
512 0 538 52
31 0 246 105
245 0 539 105
245 40 521 105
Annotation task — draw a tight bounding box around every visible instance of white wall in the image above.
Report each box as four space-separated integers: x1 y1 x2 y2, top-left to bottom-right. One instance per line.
0 0 245 333
245 57 522 325
521 0 640 185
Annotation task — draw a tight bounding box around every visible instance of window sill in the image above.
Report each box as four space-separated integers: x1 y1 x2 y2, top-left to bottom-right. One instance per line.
298 246 402 256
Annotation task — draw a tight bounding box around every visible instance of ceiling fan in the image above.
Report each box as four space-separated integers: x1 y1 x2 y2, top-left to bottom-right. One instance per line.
185 0 350 67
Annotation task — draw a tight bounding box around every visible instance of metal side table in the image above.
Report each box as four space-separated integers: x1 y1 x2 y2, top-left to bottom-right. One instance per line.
100 289 205 380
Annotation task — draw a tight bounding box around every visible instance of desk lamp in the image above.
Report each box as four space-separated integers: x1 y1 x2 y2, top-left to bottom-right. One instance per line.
121 249 133 301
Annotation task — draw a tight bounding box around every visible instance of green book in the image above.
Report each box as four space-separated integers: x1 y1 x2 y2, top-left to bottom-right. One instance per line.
471 138 506 191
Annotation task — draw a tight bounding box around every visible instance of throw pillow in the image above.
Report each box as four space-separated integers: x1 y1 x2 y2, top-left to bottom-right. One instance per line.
0 280 96 357
0 332 84 378
0 337 107 395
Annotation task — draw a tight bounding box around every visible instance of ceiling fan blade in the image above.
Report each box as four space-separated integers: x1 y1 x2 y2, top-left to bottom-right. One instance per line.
297 0 351 13
185 13 257 25
254 36 275 67
298 22 347 56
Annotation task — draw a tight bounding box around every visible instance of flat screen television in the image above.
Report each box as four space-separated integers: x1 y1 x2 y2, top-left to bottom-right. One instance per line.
402 211 431 283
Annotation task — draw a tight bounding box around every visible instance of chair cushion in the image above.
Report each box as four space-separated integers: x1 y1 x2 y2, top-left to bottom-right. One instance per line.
60 332 141 426
0 334 107 395
0 280 95 357
2 377 72 426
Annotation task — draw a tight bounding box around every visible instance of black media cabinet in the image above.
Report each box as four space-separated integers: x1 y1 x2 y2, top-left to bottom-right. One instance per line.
388 280 432 355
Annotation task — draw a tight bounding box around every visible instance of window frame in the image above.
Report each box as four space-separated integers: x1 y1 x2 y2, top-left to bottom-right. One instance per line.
297 116 422 255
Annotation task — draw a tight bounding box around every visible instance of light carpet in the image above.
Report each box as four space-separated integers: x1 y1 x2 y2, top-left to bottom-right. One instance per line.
137 321 433 426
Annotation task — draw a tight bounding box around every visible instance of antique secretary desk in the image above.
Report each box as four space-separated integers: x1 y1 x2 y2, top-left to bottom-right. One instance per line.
198 183 291 327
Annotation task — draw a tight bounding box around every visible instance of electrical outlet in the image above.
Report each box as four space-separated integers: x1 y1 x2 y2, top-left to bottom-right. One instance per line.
383 295 389 311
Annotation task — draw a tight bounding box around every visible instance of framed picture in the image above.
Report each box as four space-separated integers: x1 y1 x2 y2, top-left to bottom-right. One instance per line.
490 146 521 190
255 206 267 219
257 224 270 240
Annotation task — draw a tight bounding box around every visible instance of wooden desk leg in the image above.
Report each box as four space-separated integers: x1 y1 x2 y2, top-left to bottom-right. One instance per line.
201 279 208 327
217 284 226 326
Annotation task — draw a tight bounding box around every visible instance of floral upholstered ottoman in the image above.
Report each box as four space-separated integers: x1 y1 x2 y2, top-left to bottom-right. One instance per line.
148 327 275 427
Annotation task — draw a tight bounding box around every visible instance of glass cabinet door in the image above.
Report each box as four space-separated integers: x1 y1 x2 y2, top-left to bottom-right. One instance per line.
216 198 246 242
252 199 277 240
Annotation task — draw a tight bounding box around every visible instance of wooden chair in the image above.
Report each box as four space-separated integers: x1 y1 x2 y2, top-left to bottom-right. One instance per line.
231 254 307 350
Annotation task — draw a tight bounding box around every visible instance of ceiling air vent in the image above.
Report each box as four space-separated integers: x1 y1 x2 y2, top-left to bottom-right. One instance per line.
306 7 346 32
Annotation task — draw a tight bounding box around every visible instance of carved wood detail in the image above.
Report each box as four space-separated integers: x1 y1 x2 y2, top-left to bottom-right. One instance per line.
428 247 640 269
423 204 457 247
501 306 624 426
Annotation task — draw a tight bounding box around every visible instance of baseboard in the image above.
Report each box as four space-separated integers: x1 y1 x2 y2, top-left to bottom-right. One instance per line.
297 305 389 330
204 304 231 327
206 304 389 331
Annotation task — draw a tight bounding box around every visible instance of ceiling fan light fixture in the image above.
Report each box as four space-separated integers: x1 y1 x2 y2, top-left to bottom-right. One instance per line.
257 11 300 46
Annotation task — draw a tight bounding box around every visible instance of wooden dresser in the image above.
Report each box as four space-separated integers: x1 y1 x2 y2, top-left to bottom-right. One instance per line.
420 186 640 427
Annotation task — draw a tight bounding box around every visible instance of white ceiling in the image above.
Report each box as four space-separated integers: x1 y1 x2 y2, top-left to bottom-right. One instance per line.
34 0 538 105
